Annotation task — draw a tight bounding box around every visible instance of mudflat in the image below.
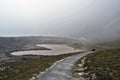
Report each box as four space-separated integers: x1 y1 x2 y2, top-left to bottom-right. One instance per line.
11 44 83 56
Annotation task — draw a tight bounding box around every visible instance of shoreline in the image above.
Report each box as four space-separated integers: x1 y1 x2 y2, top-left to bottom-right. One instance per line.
10 44 84 56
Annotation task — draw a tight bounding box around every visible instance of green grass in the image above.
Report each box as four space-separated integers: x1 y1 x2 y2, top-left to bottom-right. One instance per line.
74 49 120 80
0 52 81 80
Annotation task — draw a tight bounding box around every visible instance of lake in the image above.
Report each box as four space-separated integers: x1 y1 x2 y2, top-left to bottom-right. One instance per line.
11 44 83 56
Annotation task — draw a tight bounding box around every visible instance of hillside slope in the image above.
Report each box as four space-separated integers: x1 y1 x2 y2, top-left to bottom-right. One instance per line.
0 36 80 57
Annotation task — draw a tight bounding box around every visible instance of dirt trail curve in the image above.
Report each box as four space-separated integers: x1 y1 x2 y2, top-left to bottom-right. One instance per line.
36 51 94 80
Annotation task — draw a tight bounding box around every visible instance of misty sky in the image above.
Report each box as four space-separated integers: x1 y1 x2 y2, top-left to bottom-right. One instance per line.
0 0 120 42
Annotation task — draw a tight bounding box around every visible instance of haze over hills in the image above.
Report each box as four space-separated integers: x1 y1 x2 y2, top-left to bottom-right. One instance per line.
0 0 120 43
0 36 119 58
0 0 120 80
0 36 81 57
96 40 120 47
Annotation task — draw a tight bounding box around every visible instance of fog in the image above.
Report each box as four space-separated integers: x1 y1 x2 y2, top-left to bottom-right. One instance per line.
0 0 120 42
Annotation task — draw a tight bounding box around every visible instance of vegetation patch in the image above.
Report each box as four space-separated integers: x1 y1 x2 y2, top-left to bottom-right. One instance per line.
0 52 81 80
73 49 120 80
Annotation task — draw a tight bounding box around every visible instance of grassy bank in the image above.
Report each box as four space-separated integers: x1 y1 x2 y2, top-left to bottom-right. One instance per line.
0 52 81 80
74 49 120 80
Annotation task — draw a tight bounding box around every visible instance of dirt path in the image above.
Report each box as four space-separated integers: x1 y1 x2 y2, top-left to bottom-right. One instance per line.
36 51 94 80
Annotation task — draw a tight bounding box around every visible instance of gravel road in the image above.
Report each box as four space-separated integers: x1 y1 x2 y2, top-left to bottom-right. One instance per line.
36 51 94 80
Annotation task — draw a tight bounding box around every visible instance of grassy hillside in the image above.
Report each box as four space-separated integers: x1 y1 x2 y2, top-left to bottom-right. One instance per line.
84 40 120 51
0 36 79 57
74 49 120 80
0 52 81 80
96 40 120 48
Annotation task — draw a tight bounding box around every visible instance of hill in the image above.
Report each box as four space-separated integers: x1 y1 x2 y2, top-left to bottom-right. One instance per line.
74 49 120 80
96 40 120 48
0 36 80 57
